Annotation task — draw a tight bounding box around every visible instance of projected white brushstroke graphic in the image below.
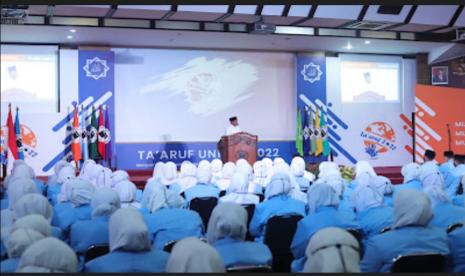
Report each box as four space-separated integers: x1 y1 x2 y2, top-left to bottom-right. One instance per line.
140 57 258 116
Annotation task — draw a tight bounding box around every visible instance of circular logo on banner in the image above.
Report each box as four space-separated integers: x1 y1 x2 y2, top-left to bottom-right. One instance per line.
88 126 98 143
0 124 38 159
72 127 82 143
98 126 111 144
361 121 397 159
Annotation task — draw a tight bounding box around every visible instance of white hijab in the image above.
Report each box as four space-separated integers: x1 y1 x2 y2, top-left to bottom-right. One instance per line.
303 227 360 272
355 161 377 188
369 176 394 196
95 167 113 189
6 228 46 259
166 237 226 273
111 170 129 188
273 162 307 203
319 162 340 180
18 237 78 273
7 178 37 210
68 179 96 207
423 186 450 207
79 159 96 182
13 193 53 223
10 214 51 240
91 188 121 218
109 208 151 252
307 183 340 214
57 165 76 185
211 159 223 180
221 173 259 205
206 202 248 244
352 185 384 213
197 165 212 184
198 160 211 172
264 172 293 199
419 166 444 189
113 180 138 206
160 161 178 186
291 156 306 177
253 161 268 187
216 162 235 191
236 159 253 181
178 162 198 192
392 189 433 229
261 158 274 185
152 161 165 179
317 169 345 198
401 163 420 183
49 160 70 185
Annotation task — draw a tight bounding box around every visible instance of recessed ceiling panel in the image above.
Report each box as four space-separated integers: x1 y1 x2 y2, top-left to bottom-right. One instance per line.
410 5 457 26
234 5 258 15
27 5 48 15
53 5 111 17
391 23 443 32
223 14 258 23
113 6 169 19
288 5 312 17
177 5 228 13
454 10 465 27
169 11 226 22
314 5 363 20
298 18 353 28
261 5 285 16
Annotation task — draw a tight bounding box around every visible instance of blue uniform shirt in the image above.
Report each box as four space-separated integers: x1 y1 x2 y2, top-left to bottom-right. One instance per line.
360 226 450 272
439 160 455 180
429 203 465 230
393 179 423 195
52 202 92 232
444 165 465 198
84 250 169 272
249 195 306 242
0 257 20 273
184 183 220 204
144 208 204 250
448 226 465 272
356 205 394 241
213 237 272 268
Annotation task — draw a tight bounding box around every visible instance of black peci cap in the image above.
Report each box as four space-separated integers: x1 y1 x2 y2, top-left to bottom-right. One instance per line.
229 116 238 122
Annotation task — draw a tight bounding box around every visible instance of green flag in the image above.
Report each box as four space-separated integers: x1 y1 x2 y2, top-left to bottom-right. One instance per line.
321 110 331 157
296 108 303 156
309 108 317 155
89 106 100 160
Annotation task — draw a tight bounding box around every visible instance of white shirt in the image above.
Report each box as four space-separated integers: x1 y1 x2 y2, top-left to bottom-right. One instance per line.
226 125 242 135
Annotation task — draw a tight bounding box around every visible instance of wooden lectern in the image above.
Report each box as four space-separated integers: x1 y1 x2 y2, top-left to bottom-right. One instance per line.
217 132 258 164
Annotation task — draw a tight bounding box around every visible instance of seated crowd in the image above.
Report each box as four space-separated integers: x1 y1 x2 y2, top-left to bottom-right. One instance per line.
0 150 464 273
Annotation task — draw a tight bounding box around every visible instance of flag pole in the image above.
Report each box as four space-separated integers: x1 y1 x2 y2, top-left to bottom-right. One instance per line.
72 102 79 176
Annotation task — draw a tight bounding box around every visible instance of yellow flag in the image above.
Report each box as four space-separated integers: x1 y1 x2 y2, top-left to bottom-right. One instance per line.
315 108 323 156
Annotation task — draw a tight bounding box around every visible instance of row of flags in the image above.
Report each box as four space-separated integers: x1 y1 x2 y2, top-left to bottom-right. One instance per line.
296 106 331 157
70 104 112 166
1 104 25 165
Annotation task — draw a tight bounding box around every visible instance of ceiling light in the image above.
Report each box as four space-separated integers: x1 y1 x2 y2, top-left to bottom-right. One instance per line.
67 35 73 39
344 42 352 50
69 29 76 33
364 40 371 44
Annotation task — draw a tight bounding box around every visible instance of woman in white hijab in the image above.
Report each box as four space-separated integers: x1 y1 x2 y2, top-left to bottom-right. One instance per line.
177 162 198 193
113 180 141 209
1 214 51 272
423 186 465 230
52 179 96 232
396 163 422 192
159 161 181 193
261 157 274 184
303 227 360 272
95 167 113 189
211 159 223 184
368 176 394 206
78 159 96 183
48 160 70 185
216 162 235 191
273 162 307 203
70 188 121 265
220 172 259 205
141 162 165 208
291 156 312 191
198 159 211 172
1 177 37 228
84 208 169 272
252 161 268 188
13 193 63 240
360 189 450 272
420 166 444 189
352 160 377 192
111 170 129 188
206 202 272 268
152 161 165 180
144 185 203 251
249 173 306 242
17 237 78 273
183 165 220 203
273 157 286 166
236 159 262 195
166 237 226 273
53 165 77 204
291 183 360 272
351 185 394 242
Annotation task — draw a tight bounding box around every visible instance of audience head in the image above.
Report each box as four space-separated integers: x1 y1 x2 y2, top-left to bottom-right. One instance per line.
7 177 37 210
211 159 223 174
53 160 70 176
96 167 113 189
113 180 137 205
317 170 345 198
318 162 340 179
423 186 450 207
109 208 151 252
392 189 433 229
180 161 197 177
152 161 165 179
424 149 436 162
206 202 247 244
6 228 46 259
228 172 250 194
265 172 292 199
236 159 253 180
369 176 393 196
11 163 35 179
221 162 236 180
11 214 51 240
352 185 383 213
147 183 184 212
291 156 306 177
443 150 454 161
91 188 121 218
57 165 76 185
160 161 178 185
401 163 420 183
68 179 96 207
13 194 53 222
454 154 465 166
166 237 226 273
355 161 376 187
197 165 212 184
198 160 211 172
111 170 129 188
303 227 360 272
307 183 339 214
17 237 78 273
79 159 96 182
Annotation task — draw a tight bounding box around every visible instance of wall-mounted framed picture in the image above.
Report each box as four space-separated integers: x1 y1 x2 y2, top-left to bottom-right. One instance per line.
431 66 448 85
